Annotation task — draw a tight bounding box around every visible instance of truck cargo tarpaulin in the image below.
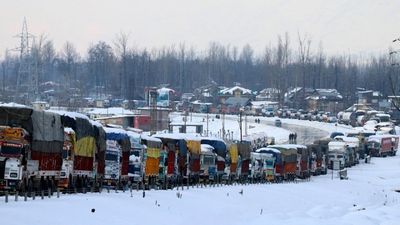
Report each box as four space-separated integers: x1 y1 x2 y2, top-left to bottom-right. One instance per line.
104 128 131 153
237 142 251 160
0 106 33 133
31 110 64 142
187 140 201 155
200 138 227 158
92 121 106 153
229 144 239 164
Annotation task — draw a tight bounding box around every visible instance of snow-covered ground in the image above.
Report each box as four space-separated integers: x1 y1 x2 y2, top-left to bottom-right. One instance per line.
169 112 291 143
169 112 355 144
1 156 399 225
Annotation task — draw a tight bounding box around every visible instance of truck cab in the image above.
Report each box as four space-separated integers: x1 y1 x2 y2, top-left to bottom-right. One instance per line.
200 144 216 181
104 140 121 186
0 126 33 190
328 141 347 169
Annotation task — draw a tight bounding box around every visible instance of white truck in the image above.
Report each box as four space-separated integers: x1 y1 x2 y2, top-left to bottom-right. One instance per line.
328 141 347 170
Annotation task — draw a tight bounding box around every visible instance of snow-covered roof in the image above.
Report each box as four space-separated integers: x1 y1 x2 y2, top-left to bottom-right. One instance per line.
191 100 213 105
126 131 141 139
250 101 278 107
255 147 281 154
64 127 75 134
0 102 31 109
368 134 399 142
85 107 135 116
90 120 103 128
153 132 202 141
201 144 214 153
269 144 307 149
157 87 175 94
141 134 162 143
103 127 128 135
47 110 90 120
219 86 253 95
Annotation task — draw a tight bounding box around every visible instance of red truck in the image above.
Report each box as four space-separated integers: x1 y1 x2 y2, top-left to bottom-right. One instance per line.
368 135 399 157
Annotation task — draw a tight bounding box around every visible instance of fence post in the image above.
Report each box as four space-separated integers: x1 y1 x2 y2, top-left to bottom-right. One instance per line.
57 188 60 198
41 190 44 200
32 191 35 200
24 192 28 201
15 191 18 202
5 191 8 203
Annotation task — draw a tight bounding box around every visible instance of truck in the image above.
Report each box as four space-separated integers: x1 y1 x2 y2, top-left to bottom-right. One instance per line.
53 112 98 190
104 127 131 187
58 128 75 189
236 142 251 181
334 136 359 165
0 126 33 191
328 141 347 169
127 131 144 183
291 144 310 179
367 135 399 157
187 139 201 182
268 145 297 181
200 144 217 182
0 107 80 192
200 137 227 179
255 147 280 182
141 134 162 186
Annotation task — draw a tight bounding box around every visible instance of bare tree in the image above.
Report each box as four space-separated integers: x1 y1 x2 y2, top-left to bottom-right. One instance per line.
297 32 312 108
114 32 130 98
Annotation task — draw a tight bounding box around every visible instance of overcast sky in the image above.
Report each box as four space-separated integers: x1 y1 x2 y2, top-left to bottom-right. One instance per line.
1 0 400 58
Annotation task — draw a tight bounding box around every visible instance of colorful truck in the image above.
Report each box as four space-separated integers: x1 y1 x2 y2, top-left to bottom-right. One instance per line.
200 137 227 179
51 111 98 190
0 126 32 190
367 135 399 157
268 145 297 180
255 147 281 181
104 127 131 187
127 131 144 183
199 144 216 181
141 134 162 185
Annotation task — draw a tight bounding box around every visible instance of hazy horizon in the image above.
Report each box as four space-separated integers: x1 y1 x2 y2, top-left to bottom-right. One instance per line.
1 0 400 59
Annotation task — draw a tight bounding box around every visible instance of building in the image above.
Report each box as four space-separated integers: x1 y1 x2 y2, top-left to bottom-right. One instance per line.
218 85 254 105
256 88 280 102
357 90 388 110
306 89 343 112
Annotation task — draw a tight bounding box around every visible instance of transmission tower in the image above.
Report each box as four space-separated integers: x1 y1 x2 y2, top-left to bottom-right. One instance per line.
13 17 35 100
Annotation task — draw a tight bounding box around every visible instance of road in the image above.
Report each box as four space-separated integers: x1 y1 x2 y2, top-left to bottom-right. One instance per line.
262 120 329 145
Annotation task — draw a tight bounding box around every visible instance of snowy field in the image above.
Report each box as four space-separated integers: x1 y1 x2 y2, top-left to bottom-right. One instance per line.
1 156 399 225
170 112 291 143
169 112 354 144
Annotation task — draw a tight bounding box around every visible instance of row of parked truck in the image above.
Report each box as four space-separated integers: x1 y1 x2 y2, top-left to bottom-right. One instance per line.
0 104 398 192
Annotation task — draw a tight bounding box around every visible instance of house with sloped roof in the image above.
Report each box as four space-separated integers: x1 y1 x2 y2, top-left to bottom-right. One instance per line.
222 97 252 114
306 89 343 112
218 85 255 106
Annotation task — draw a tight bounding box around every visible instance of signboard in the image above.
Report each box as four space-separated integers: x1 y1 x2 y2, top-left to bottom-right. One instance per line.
157 89 170 107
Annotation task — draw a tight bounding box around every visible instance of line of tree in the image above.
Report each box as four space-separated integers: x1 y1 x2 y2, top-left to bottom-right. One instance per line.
0 32 395 106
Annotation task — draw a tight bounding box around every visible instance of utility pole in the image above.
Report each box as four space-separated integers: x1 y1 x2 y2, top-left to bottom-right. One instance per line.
13 18 35 102
245 113 248 137
222 112 226 140
239 109 243 142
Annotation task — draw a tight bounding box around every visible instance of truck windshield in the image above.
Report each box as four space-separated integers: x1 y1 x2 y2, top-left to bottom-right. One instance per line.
105 152 118 161
0 143 22 155
202 155 215 165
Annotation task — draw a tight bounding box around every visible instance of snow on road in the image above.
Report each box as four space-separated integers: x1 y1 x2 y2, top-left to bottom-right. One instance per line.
169 112 291 143
169 113 355 144
1 156 399 225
